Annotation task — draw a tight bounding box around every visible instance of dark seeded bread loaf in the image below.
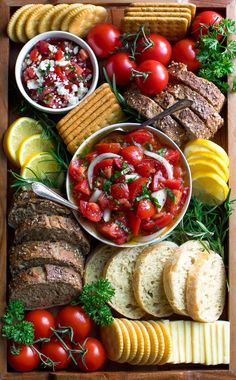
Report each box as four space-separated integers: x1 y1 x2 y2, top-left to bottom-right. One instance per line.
10 241 85 276
9 265 82 309
8 189 71 228
14 215 90 255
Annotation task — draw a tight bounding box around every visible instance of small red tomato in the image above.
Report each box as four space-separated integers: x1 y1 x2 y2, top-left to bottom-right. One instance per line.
192 11 223 40
141 212 173 231
87 23 121 58
25 309 55 340
172 39 201 72
135 60 169 95
80 201 103 222
121 145 143 166
74 179 91 196
136 199 156 220
136 34 172 66
55 48 64 61
128 211 141 236
85 151 98 163
161 178 182 190
105 52 136 86
95 143 121 154
166 189 183 214
69 159 86 182
29 48 39 62
74 338 106 371
41 338 72 370
97 221 128 244
56 305 92 342
129 177 148 201
125 129 155 146
8 344 40 372
111 183 129 199
164 149 180 165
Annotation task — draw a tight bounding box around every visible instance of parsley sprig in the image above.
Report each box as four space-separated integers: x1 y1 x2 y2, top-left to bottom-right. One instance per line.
196 18 236 93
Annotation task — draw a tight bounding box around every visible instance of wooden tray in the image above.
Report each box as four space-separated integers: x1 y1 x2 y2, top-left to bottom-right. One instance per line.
1 0 236 379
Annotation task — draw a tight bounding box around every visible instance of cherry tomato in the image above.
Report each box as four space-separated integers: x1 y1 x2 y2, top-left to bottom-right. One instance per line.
128 211 141 236
141 212 173 231
135 159 157 177
129 177 148 201
97 221 128 244
166 189 183 214
121 145 143 166
111 183 129 199
25 309 55 340
161 178 182 190
192 11 223 40
95 158 113 173
74 179 91 196
171 39 201 72
164 149 180 165
8 344 40 372
135 60 169 95
56 305 92 342
95 143 121 154
125 129 155 146
136 34 172 66
69 159 86 182
74 338 106 371
41 338 72 370
136 199 156 220
80 201 103 222
105 52 136 86
87 23 121 58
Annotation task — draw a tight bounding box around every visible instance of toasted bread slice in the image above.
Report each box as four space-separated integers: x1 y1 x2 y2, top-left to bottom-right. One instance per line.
103 247 145 319
163 240 208 316
132 241 178 317
84 244 119 284
186 251 226 322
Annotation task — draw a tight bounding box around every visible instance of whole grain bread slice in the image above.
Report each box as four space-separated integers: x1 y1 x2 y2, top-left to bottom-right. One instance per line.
10 241 85 276
163 240 208 316
14 215 90 255
8 189 71 228
103 247 146 319
9 265 82 309
186 251 226 322
84 244 119 284
132 241 178 317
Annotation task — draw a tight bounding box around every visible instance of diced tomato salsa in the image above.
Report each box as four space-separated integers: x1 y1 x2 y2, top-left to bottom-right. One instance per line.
69 128 189 244
22 39 93 109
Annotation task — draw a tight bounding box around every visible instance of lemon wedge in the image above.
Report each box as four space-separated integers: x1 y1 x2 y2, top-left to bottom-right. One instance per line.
21 152 64 188
192 171 229 205
184 139 229 167
3 117 42 166
188 157 229 183
17 134 54 167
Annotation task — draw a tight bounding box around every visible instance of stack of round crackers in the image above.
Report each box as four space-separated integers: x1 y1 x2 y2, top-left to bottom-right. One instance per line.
122 2 196 41
7 3 108 43
100 318 172 365
56 83 125 155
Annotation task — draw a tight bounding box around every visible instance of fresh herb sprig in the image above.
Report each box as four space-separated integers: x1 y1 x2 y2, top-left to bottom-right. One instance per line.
1 300 34 346
169 193 235 262
196 18 236 93
78 278 115 326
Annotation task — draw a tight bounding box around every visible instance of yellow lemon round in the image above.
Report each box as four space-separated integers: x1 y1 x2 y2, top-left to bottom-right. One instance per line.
17 134 54 167
192 171 229 205
188 157 229 183
184 139 229 167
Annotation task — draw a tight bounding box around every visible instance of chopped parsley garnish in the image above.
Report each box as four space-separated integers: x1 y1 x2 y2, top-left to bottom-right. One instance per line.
144 143 153 151
111 162 131 181
134 185 151 202
151 196 161 209
103 179 111 194
166 188 176 203
37 87 43 94
157 148 167 156
68 64 76 72
116 220 129 233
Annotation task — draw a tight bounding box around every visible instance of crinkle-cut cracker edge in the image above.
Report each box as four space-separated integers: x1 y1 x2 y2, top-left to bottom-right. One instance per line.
25 4 53 39
100 319 124 361
69 6 108 38
7 4 33 42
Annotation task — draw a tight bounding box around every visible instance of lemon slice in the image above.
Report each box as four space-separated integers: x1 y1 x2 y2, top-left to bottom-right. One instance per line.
188 157 229 183
21 152 64 188
184 139 229 167
17 134 54 167
3 117 42 166
192 171 229 205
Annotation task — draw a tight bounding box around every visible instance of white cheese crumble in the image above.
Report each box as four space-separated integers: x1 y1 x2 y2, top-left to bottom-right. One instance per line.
27 80 38 90
48 44 58 53
39 59 50 71
73 46 79 54
72 84 78 92
55 60 70 67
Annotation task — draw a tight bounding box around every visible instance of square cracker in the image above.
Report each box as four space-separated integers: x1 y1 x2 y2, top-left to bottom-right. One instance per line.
125 11 191 26
130 3 196 17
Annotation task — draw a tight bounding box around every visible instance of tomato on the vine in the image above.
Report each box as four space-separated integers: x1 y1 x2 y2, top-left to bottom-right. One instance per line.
104 52 136 86
41 338 72 370
135 60 169 95
191 11 223 40
56 305 92 342
87 23 121 58
25 309 55 340
74 338 106 371
171 38 201 72
8 344 40 372
136 34 172 66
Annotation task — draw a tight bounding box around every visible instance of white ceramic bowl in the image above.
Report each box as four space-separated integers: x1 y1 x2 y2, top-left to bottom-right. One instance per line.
15 31 99 114
66 123 192 247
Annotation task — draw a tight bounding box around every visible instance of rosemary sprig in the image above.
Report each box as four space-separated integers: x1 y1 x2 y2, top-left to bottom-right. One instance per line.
120 25 153 60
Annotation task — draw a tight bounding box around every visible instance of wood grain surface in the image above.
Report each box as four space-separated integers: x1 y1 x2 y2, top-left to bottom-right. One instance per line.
0 0 236 379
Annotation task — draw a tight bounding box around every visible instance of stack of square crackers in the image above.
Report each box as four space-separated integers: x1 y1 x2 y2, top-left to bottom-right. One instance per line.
121 2 196 41
7 3 107 43
56 83 125 155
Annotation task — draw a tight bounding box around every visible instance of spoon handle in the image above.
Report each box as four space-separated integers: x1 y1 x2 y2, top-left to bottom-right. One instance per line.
31 182 79 211
141 98 193 128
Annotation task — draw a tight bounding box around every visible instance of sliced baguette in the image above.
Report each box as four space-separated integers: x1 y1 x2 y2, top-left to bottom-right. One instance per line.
186 251 226 322
132 241 178 317
103 247 145 319
84 244 119 284
163 240 208 316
